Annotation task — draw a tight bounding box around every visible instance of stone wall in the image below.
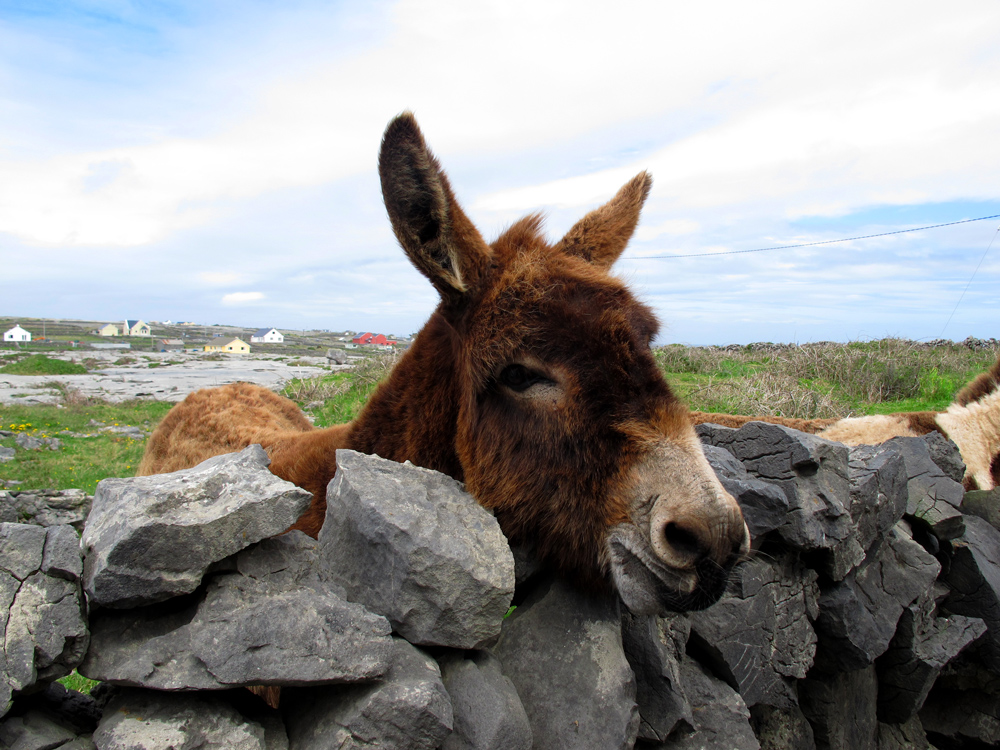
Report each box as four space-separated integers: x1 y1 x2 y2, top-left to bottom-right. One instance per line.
3 425 1000 749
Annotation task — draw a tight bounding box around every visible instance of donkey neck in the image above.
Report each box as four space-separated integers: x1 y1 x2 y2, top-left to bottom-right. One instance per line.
345 311 465 480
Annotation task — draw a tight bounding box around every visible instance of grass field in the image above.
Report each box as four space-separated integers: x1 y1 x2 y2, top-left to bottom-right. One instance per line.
0 400 173 493
2 340 996 496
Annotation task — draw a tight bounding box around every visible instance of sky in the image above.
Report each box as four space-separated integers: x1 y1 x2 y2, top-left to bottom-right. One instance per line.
1 0 998 345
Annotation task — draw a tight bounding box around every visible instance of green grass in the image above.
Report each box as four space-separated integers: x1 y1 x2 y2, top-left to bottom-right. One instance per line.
0 354 88 376
664 339 998 418
57 670 100 695
0 401 173 493
282 349 400 427
2 340 994 495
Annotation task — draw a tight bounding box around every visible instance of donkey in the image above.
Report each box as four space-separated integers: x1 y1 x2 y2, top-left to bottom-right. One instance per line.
690 351 1000 491
139 113 750 615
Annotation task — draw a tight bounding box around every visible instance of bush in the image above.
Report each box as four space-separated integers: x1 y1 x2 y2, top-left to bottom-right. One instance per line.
0 355 88 376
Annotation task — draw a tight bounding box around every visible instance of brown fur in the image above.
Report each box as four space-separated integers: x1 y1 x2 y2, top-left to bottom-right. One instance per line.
955 354 1000 407
140 113 749 614
688 411 837 433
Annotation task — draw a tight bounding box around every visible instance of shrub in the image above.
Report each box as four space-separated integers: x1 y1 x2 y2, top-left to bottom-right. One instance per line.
0 355 88 376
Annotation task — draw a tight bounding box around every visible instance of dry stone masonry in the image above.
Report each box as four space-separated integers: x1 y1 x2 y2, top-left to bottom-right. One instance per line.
3 423 1000 748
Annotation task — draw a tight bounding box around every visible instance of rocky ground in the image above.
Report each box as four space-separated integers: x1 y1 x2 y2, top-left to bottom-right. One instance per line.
0 350 343 405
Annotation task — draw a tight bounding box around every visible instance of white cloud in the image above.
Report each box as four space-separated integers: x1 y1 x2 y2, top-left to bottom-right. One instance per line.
0 1 998 344
221 292 265 305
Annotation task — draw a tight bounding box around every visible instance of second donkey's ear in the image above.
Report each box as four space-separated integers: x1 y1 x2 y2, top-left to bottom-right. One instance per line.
379 113 492 301
554 172 652 269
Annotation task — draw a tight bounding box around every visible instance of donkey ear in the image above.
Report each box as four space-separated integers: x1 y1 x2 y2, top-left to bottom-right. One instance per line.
379 113 492 300
554 172 652 268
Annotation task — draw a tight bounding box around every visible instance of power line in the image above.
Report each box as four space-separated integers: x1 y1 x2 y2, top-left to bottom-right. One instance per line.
626 213 1000 260
940 223 999 337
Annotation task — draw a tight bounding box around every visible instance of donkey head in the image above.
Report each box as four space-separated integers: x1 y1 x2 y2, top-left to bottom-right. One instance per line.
378 113 749 613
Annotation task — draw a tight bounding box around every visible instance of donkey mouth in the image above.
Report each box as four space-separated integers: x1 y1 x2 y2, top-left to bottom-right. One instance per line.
606 524 731 615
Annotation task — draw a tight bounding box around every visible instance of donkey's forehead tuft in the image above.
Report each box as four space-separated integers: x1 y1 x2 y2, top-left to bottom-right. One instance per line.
492 214 548 254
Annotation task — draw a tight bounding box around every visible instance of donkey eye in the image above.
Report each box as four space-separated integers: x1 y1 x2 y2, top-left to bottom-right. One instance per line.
499 364 550 392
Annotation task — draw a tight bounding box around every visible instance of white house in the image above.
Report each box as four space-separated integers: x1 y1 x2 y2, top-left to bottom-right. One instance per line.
250 327 284 344
3 324 31 342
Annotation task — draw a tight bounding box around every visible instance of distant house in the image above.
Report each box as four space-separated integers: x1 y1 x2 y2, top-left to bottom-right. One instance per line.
156 338 185 352
123 320 151 337
204 337 250 354
351 332 398 348
250 327 284 344
3 324 31 342
93 323 119 337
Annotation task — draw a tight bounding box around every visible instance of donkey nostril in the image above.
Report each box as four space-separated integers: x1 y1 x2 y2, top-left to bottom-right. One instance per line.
663 521 702 561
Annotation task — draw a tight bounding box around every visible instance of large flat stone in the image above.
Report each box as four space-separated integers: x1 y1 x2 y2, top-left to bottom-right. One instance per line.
814 523 940 672
697 422 851 552
319 450 514 649
93 688 281 750
81 533 392 690
1 524 88 717
82 445 312 608
494 576 638 749
283 638 453 750
689 553 819 709
438 650 532 750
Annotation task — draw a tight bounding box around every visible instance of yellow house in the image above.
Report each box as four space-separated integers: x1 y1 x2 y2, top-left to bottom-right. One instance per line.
123 319 151 336
94 324 119 337
204 337 250 354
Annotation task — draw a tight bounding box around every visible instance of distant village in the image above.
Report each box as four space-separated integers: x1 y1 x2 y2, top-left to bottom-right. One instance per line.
2 319 404 354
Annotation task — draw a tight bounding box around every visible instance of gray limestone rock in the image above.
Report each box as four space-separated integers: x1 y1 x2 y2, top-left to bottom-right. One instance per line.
702 444 790 538
750 704 816 750
622 612 692 742
877 716 932 750
93 688 278 749
689 553 819 709
10 681 102 736
696 422 851 552
7 489 92 530
940 514 1000 672
0 489 92 530
438 650 532 750
919 661 1000 747
493 576 639 750
0 709 87 750
326 348 348 365
961 486 1000 533
81 444 313 608
884 436 965 540
659 656 760 750
1 523 88 717
814 523 940 672
283 638 453 750
0 446 14 463
81 533 393 690
800 665 878 750
921 430 966 485
824 443 908 581
876 588 986 723
42 523 83 581
319 450 515 649
15 434 60 451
